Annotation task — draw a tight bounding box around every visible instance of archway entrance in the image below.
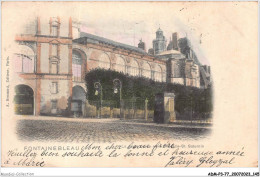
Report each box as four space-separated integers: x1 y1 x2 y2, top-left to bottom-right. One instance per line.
71 86 86 117
14 85 34 115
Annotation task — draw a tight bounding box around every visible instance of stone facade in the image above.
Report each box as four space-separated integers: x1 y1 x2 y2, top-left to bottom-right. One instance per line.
75 32 167 82
14 17 73 116
158 31 201 88
13 16 205 117
162 51 200 87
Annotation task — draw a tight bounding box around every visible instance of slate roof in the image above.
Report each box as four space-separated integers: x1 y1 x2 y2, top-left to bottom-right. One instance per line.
73 32 153 57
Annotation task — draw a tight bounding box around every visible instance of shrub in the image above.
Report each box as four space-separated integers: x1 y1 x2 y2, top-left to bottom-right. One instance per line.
85 69 213 116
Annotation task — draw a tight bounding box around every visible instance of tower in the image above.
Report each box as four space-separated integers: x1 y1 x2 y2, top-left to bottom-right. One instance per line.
153 28 167 55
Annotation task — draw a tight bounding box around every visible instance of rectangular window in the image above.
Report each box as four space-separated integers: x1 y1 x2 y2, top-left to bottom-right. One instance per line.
52 44 58 56
51 26 58 36
50 62 58 74
51 100 57 109
51 82 58 94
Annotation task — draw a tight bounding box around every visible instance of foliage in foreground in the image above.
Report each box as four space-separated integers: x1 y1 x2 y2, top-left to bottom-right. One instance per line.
85 69 213 117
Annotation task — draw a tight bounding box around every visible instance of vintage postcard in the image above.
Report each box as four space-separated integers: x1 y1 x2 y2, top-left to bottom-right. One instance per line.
1 1 259 172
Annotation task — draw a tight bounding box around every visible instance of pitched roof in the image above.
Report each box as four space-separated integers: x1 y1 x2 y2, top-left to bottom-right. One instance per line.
73 32 152 56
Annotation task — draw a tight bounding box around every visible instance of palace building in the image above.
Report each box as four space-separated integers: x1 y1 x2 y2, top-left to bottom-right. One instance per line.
13 16 210 116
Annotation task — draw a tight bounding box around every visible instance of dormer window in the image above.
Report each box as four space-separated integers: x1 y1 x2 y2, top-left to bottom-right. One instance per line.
50 17 59 37
52 26 58 36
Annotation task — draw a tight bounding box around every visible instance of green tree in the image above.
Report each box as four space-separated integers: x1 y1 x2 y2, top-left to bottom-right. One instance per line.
85 69 213 118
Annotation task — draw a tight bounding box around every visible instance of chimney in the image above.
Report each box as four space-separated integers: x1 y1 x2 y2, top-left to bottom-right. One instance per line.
172 32 179 51
148 48 154 55
138 39 146 51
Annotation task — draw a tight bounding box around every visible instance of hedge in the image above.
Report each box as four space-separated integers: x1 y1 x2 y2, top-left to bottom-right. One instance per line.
85 68 213 116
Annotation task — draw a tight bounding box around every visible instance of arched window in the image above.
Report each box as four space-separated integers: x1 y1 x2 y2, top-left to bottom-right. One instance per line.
130 59 139 76
115 57 125 73
154 65 162 82
14 44 34 73
14 54 33 73
72 50 82 82
142 62 151 79
98 53 110 70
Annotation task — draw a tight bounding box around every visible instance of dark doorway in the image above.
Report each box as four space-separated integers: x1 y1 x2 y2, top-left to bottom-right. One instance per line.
72 86 86 117
14 85 34 115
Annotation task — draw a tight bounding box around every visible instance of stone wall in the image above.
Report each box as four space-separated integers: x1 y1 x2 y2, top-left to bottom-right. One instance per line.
40 79 70 115
73 43 166 82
